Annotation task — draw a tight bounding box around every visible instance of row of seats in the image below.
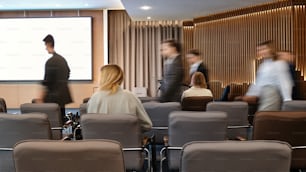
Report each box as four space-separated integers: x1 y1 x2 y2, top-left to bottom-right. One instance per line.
1 99 302 171
1 110 305 172
11 139 292 172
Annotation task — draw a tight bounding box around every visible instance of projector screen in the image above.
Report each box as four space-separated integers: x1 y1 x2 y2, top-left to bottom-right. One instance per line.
0 17 92 81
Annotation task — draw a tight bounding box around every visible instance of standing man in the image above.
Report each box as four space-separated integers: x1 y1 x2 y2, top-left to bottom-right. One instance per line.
242 40 293 111
41 34 73 123
186 49 209 85
159 39 184 102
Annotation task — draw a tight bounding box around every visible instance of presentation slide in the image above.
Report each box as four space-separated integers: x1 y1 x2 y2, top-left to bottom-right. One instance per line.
0 17 92 81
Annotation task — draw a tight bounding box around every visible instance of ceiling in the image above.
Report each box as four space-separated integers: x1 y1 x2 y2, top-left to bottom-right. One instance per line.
0 0 277 20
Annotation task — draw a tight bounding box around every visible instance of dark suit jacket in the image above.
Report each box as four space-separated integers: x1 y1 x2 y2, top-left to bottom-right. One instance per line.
190 62 209 88
197 62 209 83
159 55 184 102
42 52 73 107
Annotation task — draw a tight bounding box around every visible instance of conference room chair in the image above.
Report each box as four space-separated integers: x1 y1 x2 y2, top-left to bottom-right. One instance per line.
13 139 125 172
160 111 227 172
0 113 51 172
81 113 151 172
143 101 181 171
253 111 306 170
206 101 251 140
180 140 292 172
142 102 181 144
20 103 63 139
0 98 7 113
282 100 306 111
181 96 213 111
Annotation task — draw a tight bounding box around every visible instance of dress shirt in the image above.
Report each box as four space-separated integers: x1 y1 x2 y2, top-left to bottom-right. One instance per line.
246 58 293 101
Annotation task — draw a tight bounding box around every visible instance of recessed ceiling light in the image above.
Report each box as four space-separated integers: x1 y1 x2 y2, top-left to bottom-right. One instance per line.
140 5 152 10
147 16 151 20
84 3 89 7
55 4 61 7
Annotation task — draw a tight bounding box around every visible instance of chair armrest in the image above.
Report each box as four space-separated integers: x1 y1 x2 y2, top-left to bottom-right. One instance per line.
51 127 63 130
152 127 168 130
227 125 252 129
292 146 306 149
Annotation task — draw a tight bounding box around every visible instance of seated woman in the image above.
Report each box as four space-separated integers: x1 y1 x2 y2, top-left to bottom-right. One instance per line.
181 72 213 99
87 64 152 132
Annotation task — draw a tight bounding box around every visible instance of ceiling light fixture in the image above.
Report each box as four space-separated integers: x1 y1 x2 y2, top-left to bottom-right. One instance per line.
84 3 89 7
140 5 151 10
147 16 151 20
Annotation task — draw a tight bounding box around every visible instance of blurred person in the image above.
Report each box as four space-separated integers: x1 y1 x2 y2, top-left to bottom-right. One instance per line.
159 39 184 102
186 49 209 86
39 34 73 123
87 64 152 132
241 40 293 111
181 72 213 100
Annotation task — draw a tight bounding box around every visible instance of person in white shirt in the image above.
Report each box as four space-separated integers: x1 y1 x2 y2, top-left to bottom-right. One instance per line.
242 40 293 111
181 72 213 99
87 64 153 132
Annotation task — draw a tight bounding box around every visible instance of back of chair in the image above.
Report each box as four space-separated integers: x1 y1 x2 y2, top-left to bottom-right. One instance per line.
253 111 306 169
181 96 213 111
81 113 143 171
0 113 51 172
207 101 249 139
168 111 227 170
14 139 125 172
20 103 62 139
181 141 291 172
282 100 306 111
143 102 181 143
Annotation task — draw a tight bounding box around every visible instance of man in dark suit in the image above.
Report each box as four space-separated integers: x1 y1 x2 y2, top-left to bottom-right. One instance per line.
41 34 73 122
159 39 184 102
186 49 209 85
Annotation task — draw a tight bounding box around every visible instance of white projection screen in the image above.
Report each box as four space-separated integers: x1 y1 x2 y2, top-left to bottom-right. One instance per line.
0 17 92 81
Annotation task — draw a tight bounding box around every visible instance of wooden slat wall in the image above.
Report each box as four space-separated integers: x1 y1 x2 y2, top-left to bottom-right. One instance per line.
293 5 306 78
182 22 194 84
193 5 294 87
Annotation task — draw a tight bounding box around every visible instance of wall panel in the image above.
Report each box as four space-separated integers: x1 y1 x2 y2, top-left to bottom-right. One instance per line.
193 5 294 87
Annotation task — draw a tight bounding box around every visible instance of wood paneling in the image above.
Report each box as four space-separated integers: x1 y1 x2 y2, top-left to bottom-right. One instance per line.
183 0 306 99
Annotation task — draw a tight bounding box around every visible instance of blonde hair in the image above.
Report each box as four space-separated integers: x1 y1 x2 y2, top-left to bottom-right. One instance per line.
191 72 207 88
99 64 124 94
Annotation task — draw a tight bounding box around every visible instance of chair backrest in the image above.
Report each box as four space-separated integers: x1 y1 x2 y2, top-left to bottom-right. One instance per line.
13 139 125 172
181 140 291 172
282 100 306 111
207 101 249 139
169 111 227 146
143 102 181 143
181 96 213 111
253 111 306 169
168 111 227 170
0 113 51 172
20 103 62 139
81 113 143 171
0 98 7 113
79 103 87 116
